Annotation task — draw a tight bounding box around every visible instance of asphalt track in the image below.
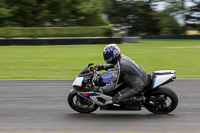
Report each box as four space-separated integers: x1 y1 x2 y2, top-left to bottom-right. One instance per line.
0 79 200 133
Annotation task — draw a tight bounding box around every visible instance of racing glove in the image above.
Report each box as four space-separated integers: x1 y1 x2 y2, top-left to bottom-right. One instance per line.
94 64 104 71
94 64 114 71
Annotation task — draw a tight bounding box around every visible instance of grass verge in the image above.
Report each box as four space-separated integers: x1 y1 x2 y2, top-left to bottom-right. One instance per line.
0 39 200 79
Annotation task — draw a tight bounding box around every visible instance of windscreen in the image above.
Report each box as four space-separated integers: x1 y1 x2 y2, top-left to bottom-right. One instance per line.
77 64 92 77
79 66 90 75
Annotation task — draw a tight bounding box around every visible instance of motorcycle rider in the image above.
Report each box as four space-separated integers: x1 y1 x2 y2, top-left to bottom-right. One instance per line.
94 44 148 104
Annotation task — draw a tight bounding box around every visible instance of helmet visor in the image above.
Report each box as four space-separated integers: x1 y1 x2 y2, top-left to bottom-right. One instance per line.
103 51 112 63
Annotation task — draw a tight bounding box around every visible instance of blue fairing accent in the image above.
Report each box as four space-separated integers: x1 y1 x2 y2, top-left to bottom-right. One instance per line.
79 92 100 100
152 75 157 89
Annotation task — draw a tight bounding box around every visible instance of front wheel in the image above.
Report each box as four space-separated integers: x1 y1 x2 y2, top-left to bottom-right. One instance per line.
144 86 178 114
68 91 99 113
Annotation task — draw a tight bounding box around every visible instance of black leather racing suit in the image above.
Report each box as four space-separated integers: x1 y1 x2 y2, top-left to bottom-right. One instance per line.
99 54 148 104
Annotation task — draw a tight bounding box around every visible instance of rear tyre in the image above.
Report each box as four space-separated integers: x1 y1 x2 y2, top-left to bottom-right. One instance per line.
144 86 178 114
68 91 99 113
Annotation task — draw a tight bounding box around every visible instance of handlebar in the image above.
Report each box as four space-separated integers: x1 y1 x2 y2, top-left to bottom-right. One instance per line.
89 66 99 86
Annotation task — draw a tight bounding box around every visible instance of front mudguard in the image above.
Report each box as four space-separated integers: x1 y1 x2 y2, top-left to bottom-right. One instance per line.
67 89 99 113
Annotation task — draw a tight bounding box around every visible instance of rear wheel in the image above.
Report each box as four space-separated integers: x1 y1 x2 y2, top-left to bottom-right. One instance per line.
68 91 99 113
144 86 178 114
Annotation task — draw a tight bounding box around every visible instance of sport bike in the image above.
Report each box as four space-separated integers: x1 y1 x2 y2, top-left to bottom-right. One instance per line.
68 63 178 114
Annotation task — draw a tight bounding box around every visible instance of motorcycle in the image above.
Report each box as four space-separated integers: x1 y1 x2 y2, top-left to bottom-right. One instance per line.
68 63 178 114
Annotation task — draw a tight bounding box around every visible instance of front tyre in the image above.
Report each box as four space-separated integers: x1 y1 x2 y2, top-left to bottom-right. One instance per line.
68 91 99 113
144 86 178 114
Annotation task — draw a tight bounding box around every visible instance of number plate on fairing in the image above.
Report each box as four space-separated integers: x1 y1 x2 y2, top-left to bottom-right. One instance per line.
73 77 84 87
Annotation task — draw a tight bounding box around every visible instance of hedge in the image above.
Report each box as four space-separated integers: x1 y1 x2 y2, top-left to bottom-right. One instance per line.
0 26 113 38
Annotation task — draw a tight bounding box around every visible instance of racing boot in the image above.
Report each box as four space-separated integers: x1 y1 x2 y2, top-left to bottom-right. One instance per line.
119 96 145 105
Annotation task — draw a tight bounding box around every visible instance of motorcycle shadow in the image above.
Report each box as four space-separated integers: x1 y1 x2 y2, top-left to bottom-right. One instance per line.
66 111 176 121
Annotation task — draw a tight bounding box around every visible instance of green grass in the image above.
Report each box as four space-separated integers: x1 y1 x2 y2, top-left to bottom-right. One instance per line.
0 39 200 79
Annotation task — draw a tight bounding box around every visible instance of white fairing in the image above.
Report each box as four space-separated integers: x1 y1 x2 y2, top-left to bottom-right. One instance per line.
90 93 113 105
72 77 84 87
153 70 175 89
78 92 113 106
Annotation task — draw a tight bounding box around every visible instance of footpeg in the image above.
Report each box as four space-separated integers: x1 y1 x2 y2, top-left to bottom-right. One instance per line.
113 104 120 107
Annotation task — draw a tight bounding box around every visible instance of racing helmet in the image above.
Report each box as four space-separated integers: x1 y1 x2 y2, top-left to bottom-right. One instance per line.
103 44 121 64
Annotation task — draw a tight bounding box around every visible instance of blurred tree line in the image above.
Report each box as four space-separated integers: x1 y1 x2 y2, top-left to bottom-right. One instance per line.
185 1 200 31
0 0 199 35
0 0 107 27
